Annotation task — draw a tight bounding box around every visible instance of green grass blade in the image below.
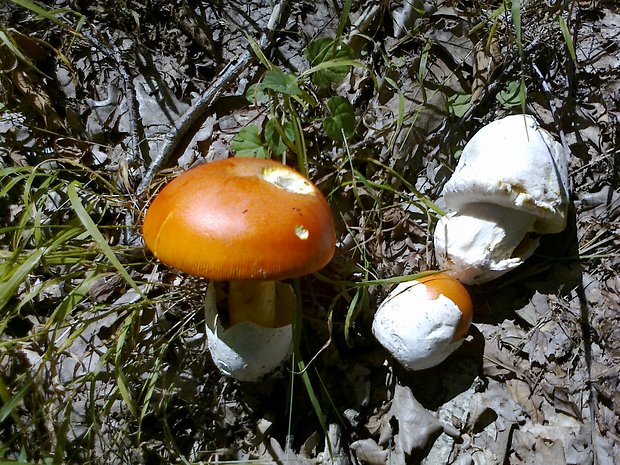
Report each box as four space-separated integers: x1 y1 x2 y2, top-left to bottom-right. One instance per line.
299 360 330 454
0 29 36 71
9 0 78 31
0 376 33 425
0 248 46 313
384 76 405 150
137 345 164 442
67 182 143 298
48 270 96 326
300 58 367 80
246 34 273 69
114 371 137 418
0 460 44 465
418 39 432 102
557 14 577 66
511 0 523 59
53 400 72 464
335 0 352 41
344 287 363 347
291 280 329 449
365 158 445 216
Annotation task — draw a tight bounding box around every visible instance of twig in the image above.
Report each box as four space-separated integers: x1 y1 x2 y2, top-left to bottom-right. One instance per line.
82 29 149 245
136 0 290 196
531 63 569 149
82 29 146 189
576 283 601 465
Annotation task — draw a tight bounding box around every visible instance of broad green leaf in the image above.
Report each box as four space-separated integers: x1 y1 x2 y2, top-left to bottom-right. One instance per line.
260 69 302 95
264 119 295 156
245 83 267 104
231 125 269 158
323 96 356 142
497 80 524 108
448 93 471 117
305 38 354 88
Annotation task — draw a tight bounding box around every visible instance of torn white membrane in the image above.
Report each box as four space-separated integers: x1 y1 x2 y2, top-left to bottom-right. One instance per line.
205 282 293 382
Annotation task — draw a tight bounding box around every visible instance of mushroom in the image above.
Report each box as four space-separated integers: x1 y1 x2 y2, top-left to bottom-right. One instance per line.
143 157 336 380
372 273 473 370
434 114 570 284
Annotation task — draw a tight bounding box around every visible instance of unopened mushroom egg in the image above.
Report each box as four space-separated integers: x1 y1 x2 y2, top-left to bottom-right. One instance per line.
372 274 473 371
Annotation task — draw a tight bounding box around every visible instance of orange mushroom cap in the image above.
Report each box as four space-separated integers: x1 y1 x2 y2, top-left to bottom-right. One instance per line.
417 273 473 340
142 157 336 281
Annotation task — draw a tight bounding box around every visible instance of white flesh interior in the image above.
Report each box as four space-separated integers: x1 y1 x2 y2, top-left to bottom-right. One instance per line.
434 203 540 285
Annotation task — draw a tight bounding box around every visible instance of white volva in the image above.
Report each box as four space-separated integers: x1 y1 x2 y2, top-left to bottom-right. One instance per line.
204 283 293 382
434 115 570 284
372 280 465 370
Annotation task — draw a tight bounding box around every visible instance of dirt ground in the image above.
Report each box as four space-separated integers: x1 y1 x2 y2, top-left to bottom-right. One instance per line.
0 1 618 464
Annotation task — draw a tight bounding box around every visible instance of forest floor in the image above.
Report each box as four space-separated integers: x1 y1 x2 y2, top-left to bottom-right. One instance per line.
0 1 618 464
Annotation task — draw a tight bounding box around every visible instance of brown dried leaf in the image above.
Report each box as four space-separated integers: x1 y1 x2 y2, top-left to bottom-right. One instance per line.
350 438 389 465
505 379 544 423
378 384 444 456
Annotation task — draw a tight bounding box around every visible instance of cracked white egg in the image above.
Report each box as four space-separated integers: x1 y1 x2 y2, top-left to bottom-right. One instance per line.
204 282 294 382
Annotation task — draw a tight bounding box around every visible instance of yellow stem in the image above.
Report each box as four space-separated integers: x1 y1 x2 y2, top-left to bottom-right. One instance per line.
228 280 277 327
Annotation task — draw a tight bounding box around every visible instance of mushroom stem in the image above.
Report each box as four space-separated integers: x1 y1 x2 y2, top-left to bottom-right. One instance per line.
434 203 541 285
228 280 278 328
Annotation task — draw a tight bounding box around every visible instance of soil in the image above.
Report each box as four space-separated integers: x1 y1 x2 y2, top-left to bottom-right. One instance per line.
0 1 618 464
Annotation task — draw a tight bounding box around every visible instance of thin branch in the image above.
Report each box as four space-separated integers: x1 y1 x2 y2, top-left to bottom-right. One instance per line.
82 29 146 190
136 0 290 196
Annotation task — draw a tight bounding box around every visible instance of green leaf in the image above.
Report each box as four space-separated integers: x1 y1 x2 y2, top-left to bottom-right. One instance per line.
511 0 523 59
9 0 79 30
497 80 524 108
231 125 269 158
0 374 33 425
305 38 354 88
0 248 45 313
323 96 356 142
448 93 471 118
245 83 267 104
260 69 302 95
417 39 432 102
264 119 295 156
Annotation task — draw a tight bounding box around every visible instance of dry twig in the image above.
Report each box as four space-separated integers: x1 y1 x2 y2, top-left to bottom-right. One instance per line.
136 0 290 196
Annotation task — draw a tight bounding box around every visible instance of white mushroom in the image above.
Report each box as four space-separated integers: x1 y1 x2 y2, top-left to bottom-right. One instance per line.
434 114 570 284
372 274 473 370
